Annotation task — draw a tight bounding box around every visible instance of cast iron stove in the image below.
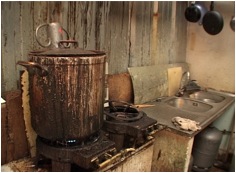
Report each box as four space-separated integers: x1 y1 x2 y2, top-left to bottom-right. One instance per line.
36 99 159 171
36 131 116 171
103 100 159 151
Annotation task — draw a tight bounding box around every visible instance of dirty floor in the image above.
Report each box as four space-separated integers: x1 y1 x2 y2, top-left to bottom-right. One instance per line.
1 157 228 172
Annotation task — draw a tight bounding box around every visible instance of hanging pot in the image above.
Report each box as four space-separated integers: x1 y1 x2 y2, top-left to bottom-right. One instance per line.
202 1 224 35
185 2 202 23
185 1 207 24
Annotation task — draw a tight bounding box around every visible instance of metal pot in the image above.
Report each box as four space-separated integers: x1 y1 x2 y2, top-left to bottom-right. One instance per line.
202 1 224 35
17 48 106 142
185 2 207 24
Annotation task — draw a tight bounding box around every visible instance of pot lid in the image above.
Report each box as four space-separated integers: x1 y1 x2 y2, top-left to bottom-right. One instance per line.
29 48 105 57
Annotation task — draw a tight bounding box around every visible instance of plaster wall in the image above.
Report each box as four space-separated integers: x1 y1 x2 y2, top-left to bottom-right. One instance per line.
186 1 235 93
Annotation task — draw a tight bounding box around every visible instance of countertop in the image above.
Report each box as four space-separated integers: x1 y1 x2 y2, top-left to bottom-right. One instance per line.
140 90 235 137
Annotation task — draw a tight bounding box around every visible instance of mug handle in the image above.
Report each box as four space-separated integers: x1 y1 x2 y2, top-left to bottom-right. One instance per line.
35 23 51 48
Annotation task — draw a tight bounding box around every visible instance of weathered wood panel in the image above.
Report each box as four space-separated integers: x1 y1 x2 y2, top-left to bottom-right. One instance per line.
155 1 173 64
152 1 187 64
21 2 34 59
1 104 8 165
128 63 189 104
107 2 130 74
129 2 153 67
71 2 97 50
1 90 29 164
1 2 21 92
1 1 188 93
174 1 188 63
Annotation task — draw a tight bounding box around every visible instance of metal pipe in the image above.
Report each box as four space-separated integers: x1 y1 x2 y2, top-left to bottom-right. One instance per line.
97 148 135 169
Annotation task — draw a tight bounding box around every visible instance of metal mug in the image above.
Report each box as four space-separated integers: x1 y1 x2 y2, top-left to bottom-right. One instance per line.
35 22 70 48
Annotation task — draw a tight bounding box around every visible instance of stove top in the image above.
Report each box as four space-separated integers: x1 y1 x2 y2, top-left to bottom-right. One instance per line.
36 131 116 171
103 100 159 151
35 100 160 171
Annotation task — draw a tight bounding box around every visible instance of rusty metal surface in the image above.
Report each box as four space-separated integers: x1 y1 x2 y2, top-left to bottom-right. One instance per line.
27 54 106 141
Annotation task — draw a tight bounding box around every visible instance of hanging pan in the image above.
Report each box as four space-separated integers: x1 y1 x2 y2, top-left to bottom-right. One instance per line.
185 1 207 24
185 1 202 23
202 1 224 35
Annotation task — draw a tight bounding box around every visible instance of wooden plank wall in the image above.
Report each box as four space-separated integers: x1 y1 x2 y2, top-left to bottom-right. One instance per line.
1 91 29 165
1 1 188 93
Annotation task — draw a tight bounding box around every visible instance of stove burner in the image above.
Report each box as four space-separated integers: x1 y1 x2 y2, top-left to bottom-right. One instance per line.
38 132 100 147
103 100 159 151
36 131 115 171
104 100 143 122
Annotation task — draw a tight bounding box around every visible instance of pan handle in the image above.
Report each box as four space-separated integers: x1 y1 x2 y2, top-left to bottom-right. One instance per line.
17 61 48 77
210 1 214 11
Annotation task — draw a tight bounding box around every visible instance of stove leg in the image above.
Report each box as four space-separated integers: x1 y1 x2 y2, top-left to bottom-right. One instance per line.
51 160 71 172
